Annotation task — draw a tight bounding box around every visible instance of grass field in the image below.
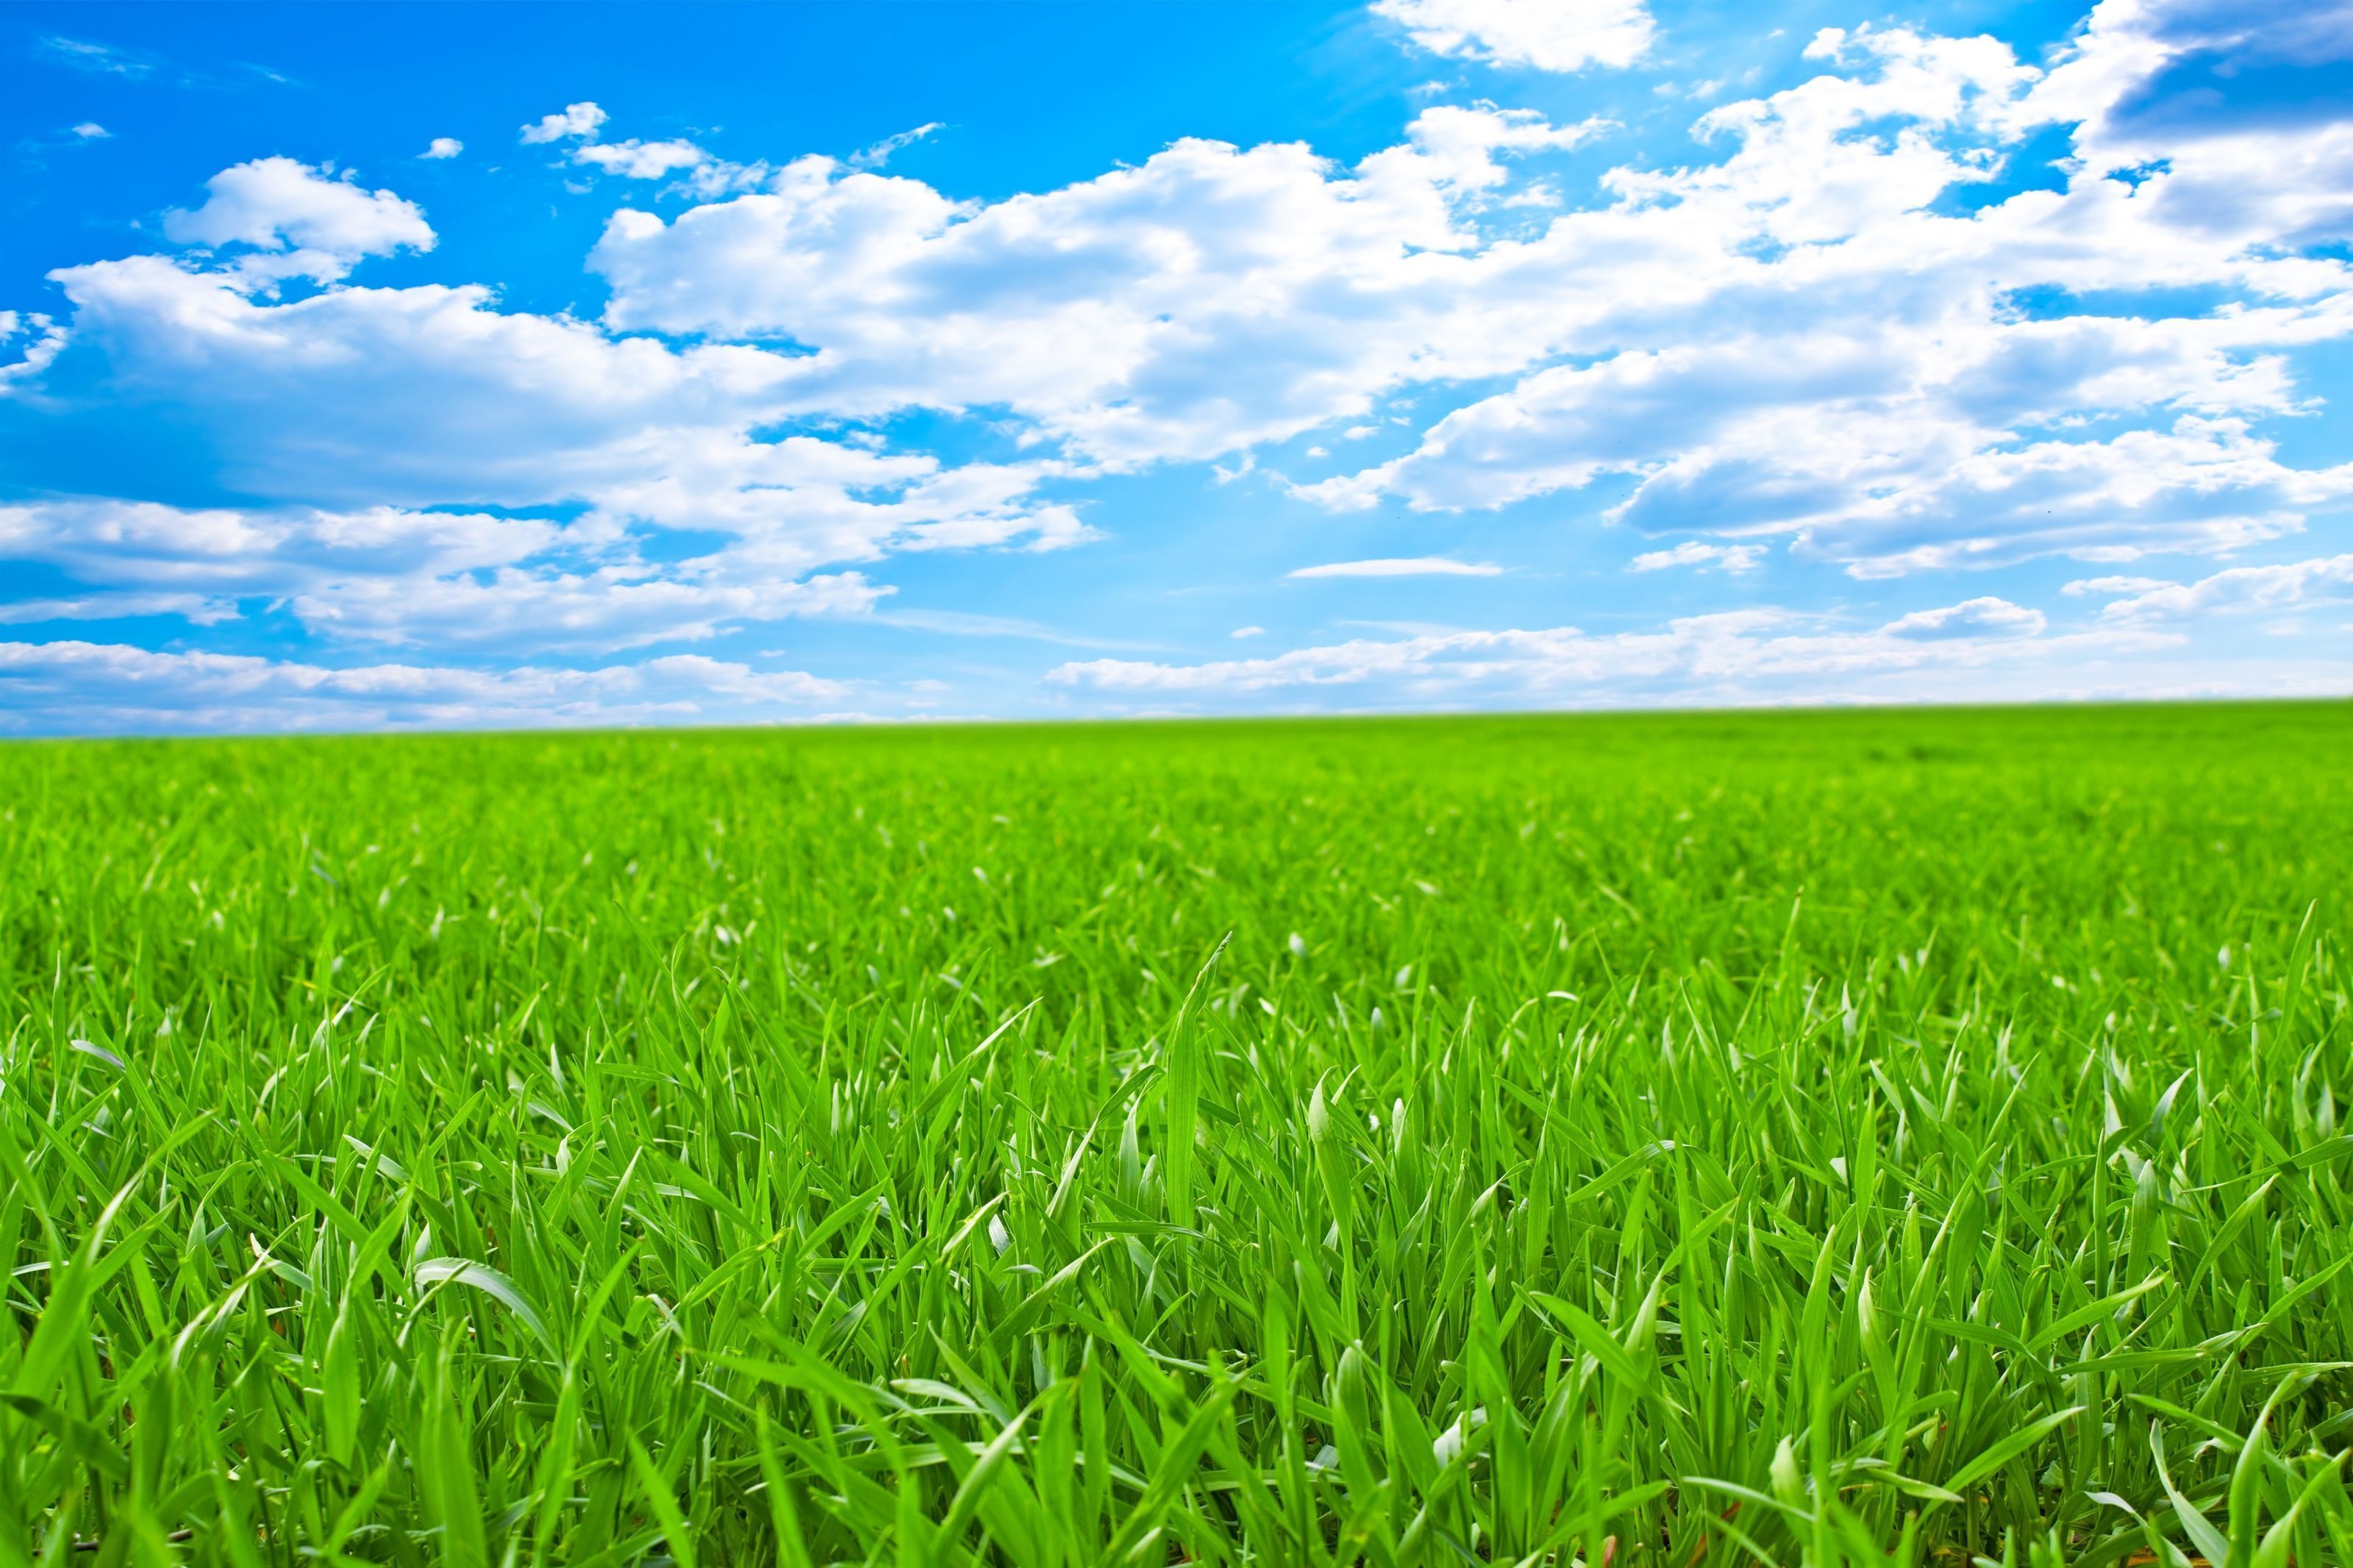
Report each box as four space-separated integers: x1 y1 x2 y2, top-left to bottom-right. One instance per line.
4 703 2352 1567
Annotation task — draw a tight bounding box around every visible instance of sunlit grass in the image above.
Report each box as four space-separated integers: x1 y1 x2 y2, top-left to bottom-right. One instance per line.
3 703 2351 1566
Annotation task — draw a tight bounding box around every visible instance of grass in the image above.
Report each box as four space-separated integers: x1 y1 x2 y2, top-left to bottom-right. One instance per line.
2 702 2352 1567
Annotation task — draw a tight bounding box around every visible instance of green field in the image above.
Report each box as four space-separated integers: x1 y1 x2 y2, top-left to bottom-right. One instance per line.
4 704 2352 1567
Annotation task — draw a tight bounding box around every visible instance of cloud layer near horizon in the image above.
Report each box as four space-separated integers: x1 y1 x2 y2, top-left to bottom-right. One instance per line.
4 0 2352 730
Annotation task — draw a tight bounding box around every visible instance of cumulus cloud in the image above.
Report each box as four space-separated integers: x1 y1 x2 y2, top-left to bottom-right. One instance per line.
1288 556 1502 578
2021 1 2353 249
72 123 109 140
588 103 1609 463
571 3 2353 587
572 137 709 179
518 99 713 181
1371 0 1657 73
16 211 1094 656
520 101 608 144
46 259 799 501
1291 10 2353 574
40 252 1080 554
421 137 463 160
161 157 434 284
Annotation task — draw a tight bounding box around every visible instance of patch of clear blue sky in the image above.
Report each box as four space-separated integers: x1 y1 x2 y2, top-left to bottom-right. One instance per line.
2 0 2340 717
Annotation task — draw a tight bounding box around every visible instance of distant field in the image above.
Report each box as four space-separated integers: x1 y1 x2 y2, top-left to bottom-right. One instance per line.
4 704 2352 1566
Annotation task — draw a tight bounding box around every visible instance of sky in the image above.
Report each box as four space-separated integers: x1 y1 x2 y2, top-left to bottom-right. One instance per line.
2 0 2351 733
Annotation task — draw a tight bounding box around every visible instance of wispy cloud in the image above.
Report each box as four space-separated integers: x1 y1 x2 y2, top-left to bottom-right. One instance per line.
38 35 290 89
849 122 945 170
40 35 158 77
1630 542 1767 574
2068 556 2353 623
1051 598 2115 704
1371 0 1656 74
1288 557 1502 579
878 609 1163 651
0 641 848 735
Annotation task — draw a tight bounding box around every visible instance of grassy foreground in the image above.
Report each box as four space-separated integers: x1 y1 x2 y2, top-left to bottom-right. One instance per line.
2 704 2352 1567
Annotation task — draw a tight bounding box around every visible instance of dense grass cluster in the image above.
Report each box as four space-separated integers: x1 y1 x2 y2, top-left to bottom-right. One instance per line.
3 704 2352 1567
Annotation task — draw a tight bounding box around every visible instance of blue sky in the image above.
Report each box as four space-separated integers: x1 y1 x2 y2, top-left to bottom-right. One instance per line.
3 0 2350 731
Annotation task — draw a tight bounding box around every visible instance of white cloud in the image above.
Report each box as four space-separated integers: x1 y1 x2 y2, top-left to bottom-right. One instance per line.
421 137 463 160
1232 625 1266 638
1881 596 2046 640
873 608 1140 648
1050 595 2132 703
10 0 2353 727
518 100 713 181
590 104 1608 464
0 310 68 395
1371 0 1657 73
39 256 1069 558
0 640 847 734
2061 575 2171 596
2071 554 2353 622
1353 327 2345 575
161 157 434 285
1293 10 2353 574
571 4 2353 584
520 101 607 144
46 257 801 501
0 470 1076 651
0 592 238 625
9 243 1092 654
849 122 945 170
40 37 154 77
1630 541 1768 573
1288 556 1502 578
0 493 897 651
2018 1 2353 250
573 138 709 179
72 122 109 140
